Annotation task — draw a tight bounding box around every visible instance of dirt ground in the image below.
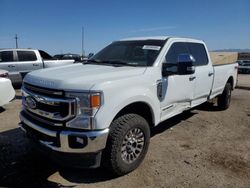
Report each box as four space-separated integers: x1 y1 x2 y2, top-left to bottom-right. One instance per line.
0 89 249 188
237 73 250 89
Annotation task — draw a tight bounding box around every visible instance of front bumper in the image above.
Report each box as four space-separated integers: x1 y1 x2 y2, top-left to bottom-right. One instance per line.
19 111 109 154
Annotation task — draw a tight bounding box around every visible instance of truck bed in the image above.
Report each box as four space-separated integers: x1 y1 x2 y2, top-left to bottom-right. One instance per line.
209 52 238 66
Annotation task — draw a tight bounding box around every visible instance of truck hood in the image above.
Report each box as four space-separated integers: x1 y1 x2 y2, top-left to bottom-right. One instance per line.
24 64 146 90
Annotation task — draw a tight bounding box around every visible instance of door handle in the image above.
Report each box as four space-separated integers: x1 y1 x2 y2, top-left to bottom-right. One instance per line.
189 76 196 81
33 64 39 66
8 65 15 68
208 72 214 76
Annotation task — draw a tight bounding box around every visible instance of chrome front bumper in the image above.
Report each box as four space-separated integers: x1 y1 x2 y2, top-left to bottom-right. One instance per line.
19 111 109 153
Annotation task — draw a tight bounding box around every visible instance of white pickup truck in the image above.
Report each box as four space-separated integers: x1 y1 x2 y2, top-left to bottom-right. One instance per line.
19 36 238 176
0 49 75 84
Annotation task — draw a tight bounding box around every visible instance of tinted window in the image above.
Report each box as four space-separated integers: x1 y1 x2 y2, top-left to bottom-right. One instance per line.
187 43 208 66
165 42 189 64
92 40 165 66
0 51 14 62
17 51 37 61
39 50 53 60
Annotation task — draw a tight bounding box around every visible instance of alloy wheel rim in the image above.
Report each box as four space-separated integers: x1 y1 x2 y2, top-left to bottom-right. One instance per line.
121 128 145 164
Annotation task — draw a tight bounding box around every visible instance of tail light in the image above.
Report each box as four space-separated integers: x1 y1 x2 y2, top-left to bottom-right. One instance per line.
0 72 9 78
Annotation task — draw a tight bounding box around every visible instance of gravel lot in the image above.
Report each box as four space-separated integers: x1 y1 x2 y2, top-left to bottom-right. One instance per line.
237 73 250 89
0 89 249 187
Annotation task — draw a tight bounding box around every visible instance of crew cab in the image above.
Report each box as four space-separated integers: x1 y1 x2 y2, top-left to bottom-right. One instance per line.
19 36 238 176
0 49 75 84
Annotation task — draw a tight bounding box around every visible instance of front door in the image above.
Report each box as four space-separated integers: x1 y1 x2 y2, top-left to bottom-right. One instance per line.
160 42 195 121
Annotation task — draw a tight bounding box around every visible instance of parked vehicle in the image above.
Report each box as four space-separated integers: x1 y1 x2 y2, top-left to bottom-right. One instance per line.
19 36 238 175
238 60 250 73
0 70 15 106
0 69 9 78
54 53 81 62
0 49 75 84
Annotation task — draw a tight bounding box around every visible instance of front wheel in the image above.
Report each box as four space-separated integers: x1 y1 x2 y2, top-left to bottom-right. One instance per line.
217 83 232 110
103 114 150 176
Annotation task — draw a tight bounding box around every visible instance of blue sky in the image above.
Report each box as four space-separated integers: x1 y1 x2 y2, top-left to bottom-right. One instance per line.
1 0 250 55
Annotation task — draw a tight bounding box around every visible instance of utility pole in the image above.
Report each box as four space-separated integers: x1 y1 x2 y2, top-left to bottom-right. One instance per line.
82 27 85 57
14 34 18 48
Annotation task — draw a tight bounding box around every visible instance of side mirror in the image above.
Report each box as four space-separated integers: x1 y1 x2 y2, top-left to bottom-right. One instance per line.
162 54 195 76
177 54 195 75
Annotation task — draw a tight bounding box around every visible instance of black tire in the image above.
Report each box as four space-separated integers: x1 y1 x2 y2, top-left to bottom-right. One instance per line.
103 113 150 176
217 83 232 110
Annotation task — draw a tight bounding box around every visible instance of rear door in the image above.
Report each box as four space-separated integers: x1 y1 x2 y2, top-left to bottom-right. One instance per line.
0 50 20 83
16 50 42 78
187 43 213 106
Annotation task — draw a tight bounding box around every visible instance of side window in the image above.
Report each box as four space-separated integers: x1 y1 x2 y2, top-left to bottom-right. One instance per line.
165 42 189 64
187 43 208 66
39 50 53 60
17 51 37 61
0 51 14 62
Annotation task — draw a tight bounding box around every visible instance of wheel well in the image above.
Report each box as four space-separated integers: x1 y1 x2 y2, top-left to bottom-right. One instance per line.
227 76 234 89
114 102 154 128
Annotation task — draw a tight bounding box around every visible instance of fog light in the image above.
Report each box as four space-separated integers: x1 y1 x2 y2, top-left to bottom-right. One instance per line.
76 137 84 144
68 135 88 148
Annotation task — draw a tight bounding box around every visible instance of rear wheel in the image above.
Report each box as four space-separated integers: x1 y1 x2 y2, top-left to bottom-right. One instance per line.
217 83 232 110
103 113 150 176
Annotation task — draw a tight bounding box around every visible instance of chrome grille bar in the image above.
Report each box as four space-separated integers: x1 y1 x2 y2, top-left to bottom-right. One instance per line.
24 110 63 126
22 86 76 123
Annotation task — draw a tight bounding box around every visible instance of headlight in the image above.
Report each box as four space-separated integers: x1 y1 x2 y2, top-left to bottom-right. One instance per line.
65 91 102 130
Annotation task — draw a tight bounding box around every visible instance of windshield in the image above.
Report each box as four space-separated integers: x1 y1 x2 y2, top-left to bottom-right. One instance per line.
89 40 166 67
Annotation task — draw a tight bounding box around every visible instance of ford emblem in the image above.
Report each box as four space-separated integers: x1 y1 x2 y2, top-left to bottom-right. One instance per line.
26 96 37 109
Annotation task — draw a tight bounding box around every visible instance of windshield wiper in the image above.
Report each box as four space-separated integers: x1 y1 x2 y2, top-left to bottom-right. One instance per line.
83 59 113 66
83 59 101 64
105 60 139 67
83 59 140 67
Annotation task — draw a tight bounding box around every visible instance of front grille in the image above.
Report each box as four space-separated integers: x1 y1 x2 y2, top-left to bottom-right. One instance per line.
24 109 63 127
35 99 70 117
22 83 76 127
21 110 62 131
23 82 64 97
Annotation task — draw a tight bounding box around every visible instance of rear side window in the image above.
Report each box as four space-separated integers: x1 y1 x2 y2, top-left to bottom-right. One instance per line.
17 51 37 61
165 42 189 64
39 50 53 60
0 51 14 62
187 43 208 66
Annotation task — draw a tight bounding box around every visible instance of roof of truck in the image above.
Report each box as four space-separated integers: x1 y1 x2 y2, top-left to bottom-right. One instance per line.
120 36 170 41
120 36 203 42
0 48 37 51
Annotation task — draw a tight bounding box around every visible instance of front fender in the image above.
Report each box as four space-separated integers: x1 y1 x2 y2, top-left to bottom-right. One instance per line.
94 86 160 130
